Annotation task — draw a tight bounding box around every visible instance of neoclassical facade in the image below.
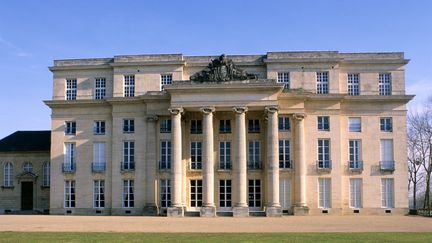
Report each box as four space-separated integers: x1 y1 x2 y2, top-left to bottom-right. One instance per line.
45 51 413 216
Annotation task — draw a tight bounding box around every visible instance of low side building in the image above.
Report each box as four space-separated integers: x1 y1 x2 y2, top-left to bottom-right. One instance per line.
0 131 51 214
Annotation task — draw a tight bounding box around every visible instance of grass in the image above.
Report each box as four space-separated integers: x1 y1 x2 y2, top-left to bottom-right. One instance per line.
0 232 432 243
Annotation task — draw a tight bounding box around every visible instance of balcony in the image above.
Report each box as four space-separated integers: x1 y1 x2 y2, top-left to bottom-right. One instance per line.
248 126 260 133
380 161 395 172
317 160 332 172
348 161 363 172
218 161 232 170
159 161 171 170
91 162 106 172
248 161 262 170
219 126 231 134
279 160 293 170
62 163 76 173
121 162 135 171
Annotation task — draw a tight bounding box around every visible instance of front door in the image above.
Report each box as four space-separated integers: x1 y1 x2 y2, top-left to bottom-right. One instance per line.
21 182 33 210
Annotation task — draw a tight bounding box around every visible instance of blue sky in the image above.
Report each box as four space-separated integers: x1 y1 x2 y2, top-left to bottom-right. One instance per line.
0 0 431 139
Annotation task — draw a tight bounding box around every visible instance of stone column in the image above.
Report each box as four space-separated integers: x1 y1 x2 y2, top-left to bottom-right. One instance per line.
167 107 184 217
233 106 249 217
143 115 158 215
200 107 216 217
293 113 309 215
265 106 282 217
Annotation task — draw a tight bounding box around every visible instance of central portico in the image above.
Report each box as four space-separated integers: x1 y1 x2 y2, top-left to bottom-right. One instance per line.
159 76 306 217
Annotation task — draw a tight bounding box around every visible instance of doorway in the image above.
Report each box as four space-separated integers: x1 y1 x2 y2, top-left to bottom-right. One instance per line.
21 182 33 210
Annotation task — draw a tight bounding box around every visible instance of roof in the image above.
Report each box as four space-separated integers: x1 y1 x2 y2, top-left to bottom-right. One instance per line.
0 131 51 152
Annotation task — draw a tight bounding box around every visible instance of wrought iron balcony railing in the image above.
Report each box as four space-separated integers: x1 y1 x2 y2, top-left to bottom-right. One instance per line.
62 163 76 173
91 162 106 172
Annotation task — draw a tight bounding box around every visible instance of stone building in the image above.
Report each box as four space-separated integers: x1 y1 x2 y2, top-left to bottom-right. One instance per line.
45 51 413 216
0 131 50 213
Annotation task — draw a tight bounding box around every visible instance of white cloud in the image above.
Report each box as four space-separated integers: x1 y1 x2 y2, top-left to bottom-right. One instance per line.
0 36 29 57
406 79 432 113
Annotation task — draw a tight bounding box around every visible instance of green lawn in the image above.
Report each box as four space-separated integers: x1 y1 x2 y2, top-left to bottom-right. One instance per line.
0 232 431 243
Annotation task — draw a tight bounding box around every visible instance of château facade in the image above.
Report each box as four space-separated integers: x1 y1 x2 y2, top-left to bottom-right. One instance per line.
45 51 413 217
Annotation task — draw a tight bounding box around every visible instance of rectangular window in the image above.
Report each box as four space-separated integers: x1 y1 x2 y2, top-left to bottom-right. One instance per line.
123 180 134 208
160 74 173 91
219 179 232 208
160 179 171 208
316 72 329 94
190 179 203 208
124 75 135 97
317 139 331 168
190 120 202 134
349 140 362 169
219 120 231 133
42 162 50 187
219 141 231 170
123 141 135 170
347 73 360 96
66 79 77 100
248 179 261 208
3 162 13 187
350 178 362 208
380 117 393 132
318 178 331 208
160 140 171 169
64 180 76 208
248 119 260 133
277 72 290 89
123 119 135 133
317 116 330 131
278 116 290 131
94 120 105 135
248 140 261 169
190 141 202 170
160 119 172 133
93 180 105 208
65 121 76 135
381 178 394 208
64 143 76 170
348 117 361 132
279 140 291 169
93 142 106 171
379 73 392 96
95 77 106 100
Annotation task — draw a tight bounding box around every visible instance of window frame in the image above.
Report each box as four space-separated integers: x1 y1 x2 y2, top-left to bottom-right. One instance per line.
277 72 290 89
160 74 173 91
94 77 106 100
380 117 393 132
347 73 360 96
160 179 171 208
124 75 135 97
379 73 392 96
160 119 172 133
317 116 330 131
219 119 231 133
318 178 331 208
65 79 77 100
160 140 171 169
348 117 362 132
64 180 76 208
190 120 202 134
248 119 260 133
64 121 76 135
123 119 135 133
190 141 202 170
3 162 13 187
94 120 106 135
381 178 394 208
219 141 231 170
316 72 329 94
42 162 50 187
123 179 134 208
248 140 261 169
278 116 290 131
93 180 105 208
279 139 291 169
350 178 362 208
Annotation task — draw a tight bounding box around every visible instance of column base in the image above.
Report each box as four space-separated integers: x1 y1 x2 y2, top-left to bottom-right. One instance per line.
293 206 309 216
143 205 159 216
200 206 217 217
233 206 249 217
266 206 282 217
167 206 184 217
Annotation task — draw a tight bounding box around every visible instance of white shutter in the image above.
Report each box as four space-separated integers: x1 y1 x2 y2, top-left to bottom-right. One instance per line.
319 178 331 208
350 179 362 208
380 140 393 161
279 178 291 209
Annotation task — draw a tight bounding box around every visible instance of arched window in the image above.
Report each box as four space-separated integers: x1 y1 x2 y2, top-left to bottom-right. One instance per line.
3 162 13 187
42 162 50 187
23 162 33 173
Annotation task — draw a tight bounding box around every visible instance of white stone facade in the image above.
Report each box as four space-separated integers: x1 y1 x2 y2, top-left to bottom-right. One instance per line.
45 51 412 216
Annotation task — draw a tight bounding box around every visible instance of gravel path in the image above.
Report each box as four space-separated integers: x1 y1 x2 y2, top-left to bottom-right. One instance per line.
0 215 431 232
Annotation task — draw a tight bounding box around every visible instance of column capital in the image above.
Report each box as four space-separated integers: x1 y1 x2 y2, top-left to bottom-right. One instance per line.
293 113 306 121
233 106 248 114
200 107 215 114
146 115 159 122
265 106 279 114
169 107 184 115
